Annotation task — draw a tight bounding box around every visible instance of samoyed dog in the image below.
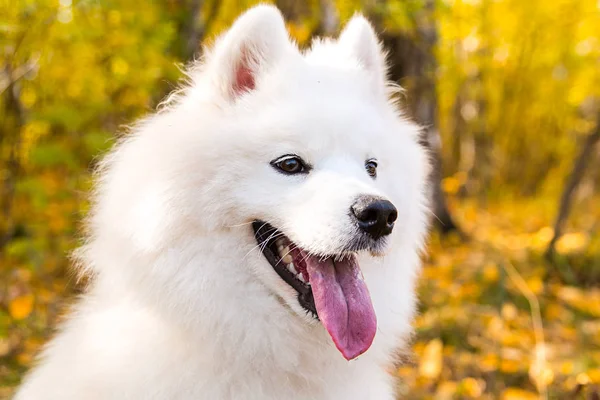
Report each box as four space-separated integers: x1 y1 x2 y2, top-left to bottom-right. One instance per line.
16 5 430 400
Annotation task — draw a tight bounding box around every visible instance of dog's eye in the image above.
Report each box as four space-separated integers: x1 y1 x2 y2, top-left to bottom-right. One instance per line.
271 155 308 175
365 159 378 178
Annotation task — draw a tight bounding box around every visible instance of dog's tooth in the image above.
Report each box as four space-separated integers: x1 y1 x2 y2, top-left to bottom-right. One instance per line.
297 273 305 283
282 254 293 264
287 263 296 273
277 244 287 256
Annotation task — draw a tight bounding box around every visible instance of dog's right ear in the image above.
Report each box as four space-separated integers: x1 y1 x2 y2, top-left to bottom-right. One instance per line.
337 15 387 91
207 5 293 101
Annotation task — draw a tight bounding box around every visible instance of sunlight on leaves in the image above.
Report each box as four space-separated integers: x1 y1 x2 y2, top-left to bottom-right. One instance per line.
501 388 539 400
8 294 34 321
419 338 443 379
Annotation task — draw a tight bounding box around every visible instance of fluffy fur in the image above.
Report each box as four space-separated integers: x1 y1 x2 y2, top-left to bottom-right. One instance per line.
15 6 430 399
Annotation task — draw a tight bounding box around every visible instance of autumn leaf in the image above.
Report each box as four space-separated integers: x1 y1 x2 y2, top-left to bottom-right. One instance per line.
501 388 539 400
419 338 443 379
9 294 35 320
0 339 11 357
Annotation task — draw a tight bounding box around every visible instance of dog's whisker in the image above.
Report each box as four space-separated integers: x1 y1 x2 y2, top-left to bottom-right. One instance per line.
243 231 286 260
260 231 283 252
256 222 271 235
298 251 314 266
226 221 255 228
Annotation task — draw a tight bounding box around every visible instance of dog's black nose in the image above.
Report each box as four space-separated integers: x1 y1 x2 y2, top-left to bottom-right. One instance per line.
351 196 398 240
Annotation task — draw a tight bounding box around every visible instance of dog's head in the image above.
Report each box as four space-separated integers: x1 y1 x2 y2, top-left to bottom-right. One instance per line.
193 6 430 360
88 6 429 361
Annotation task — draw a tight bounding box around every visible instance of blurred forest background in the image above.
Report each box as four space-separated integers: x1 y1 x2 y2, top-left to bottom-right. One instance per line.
1 0 599 398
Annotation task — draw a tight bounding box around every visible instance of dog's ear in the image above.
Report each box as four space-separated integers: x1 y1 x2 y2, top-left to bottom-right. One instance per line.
208 5 293 100
338 15 387 87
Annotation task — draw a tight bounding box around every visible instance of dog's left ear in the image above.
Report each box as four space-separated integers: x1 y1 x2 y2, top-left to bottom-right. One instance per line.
338 15 388 88
208 5 295 101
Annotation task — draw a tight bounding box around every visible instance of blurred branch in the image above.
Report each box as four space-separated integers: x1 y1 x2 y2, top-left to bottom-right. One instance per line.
175 0 221 62
182 0 204 61
501 259 548 399
201 0 220 45
546 114 600 259
0 54 40 96
316 0 339 36
0 6 52 253
421 0 461 235
0 63 26 251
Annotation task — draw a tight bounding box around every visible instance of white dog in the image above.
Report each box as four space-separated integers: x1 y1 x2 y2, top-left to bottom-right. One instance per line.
15 5 430 399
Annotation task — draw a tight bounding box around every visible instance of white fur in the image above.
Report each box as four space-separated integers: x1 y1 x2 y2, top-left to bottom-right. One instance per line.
15 6 430 400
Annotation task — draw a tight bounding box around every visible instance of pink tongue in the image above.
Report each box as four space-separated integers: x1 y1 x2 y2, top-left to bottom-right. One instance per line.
306 254 377 360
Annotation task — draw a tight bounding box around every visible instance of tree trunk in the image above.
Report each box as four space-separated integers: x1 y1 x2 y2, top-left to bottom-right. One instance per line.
0 63 26 250
380 0 460 235
546 115 600 258
316 0 339 36
175 0 220 62
181 0 204 60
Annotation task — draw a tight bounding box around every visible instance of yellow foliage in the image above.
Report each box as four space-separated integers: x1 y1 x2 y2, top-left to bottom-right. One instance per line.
556 286 600 317
481 353 499 372
457 377 485 397
9 294 34 320
1 0 600 398
525 277 544 295
556 232 589 254
435 381 457 399
530 227 554 248
20 87 37 108
286 23 313 44
482 262 499 282
419 338 443 379
577 372 591 385
0 339 11 357
501 303 518 321
442 176 461 195
588 369 600 384
501 388 539 400
500 358 522 374
110 57 130 76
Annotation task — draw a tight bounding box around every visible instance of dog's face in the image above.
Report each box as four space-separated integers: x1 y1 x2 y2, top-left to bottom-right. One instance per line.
89 6 429 362
174 7 430 360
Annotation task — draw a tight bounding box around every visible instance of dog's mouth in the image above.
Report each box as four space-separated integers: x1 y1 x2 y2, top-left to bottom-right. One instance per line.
252 221 377 360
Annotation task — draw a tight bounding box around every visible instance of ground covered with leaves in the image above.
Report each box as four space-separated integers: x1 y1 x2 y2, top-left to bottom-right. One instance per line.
400 196 600 399
0 196 598 399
